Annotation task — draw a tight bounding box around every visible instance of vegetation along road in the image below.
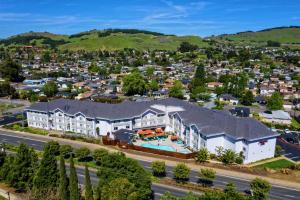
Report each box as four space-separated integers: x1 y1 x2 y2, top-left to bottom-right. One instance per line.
0 131 300 199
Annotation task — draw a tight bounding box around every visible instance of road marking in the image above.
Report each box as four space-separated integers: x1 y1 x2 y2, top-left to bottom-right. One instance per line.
290 156 299 160
155 193 163 196
283 153 292 156
284 194 295 198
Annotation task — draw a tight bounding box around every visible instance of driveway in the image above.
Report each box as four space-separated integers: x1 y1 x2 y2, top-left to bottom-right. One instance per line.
277 138 300 162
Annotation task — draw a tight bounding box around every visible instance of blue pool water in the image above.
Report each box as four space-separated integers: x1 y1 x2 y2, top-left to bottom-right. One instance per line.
141 143 175 152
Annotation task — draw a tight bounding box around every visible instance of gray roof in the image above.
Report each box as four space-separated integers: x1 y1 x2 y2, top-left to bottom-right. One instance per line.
27 98 278 141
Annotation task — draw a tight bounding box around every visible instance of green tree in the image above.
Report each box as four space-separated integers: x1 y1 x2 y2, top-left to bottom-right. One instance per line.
151 161 166 177
169 80 184 99
191 64 206 89
250 178 271 200
196 148 209 163
123 72 146 96
84 165 93 200
148 80 159 92
93 148 109 166
275 145 282 157
221 149 237 165
8 143 38 190
43 81 58 97
198 168 216 187
58 155 68 200
178 42 198 53
241 90 254 106
0 58 24 82
101 178 138 200
75 147 91 162
0 81 16 97
267 92 283 110
173 163 190 183
60 144 73 159
47 141 60 156
33 142 59 190
69 156 80 200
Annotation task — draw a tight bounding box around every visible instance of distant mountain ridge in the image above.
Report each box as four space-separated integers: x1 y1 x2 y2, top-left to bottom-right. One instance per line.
0 29 207 51
215 26 300 44
1 26 300 50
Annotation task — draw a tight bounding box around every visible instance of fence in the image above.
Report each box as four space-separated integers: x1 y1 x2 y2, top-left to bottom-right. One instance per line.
102 137 196 159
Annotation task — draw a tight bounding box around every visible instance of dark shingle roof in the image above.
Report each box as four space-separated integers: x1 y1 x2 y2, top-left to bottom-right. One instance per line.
27 98 278 141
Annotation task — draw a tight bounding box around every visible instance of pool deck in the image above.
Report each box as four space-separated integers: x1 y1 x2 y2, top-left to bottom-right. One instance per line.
133 135 191 153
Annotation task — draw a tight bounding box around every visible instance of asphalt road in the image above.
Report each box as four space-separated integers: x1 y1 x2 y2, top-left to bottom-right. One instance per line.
277 139 300 162
1 132 300 200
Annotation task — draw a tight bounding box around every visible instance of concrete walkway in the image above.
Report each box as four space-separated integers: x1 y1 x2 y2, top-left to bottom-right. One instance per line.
1 128 300 191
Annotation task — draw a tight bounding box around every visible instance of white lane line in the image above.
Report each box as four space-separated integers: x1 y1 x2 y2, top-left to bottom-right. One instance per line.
284 194 295 198
290 156 299 159
155 193 163 196
283 153 292 156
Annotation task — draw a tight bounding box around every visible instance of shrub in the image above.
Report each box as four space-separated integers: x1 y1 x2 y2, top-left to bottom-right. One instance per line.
59 145 73 158
196 148 209 163
220 149 237 165
173 163 190 183
93 149 109 165
46 141 60 156
75 147 91 162
151 161 166 177
198 168 216 187
235 156 243 164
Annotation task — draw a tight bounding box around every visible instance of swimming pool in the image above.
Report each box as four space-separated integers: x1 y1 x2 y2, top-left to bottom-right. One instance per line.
141 143 175 152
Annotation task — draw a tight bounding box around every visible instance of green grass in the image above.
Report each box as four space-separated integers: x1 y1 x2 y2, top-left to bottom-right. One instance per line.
3 124 49 135
0 195 6 200
1 31 209 51
256 159 294 169
291 118 300 129
216 27 300 45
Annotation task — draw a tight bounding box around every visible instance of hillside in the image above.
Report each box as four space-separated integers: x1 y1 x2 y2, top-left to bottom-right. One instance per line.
215 26 300 45
0 29 208 51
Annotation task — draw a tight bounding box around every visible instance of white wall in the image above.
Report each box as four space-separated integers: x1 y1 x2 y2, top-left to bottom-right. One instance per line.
245 138 276 164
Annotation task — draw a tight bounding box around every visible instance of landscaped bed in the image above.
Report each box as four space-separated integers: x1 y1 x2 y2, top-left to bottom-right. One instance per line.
255 159 295 169
3 124 49 135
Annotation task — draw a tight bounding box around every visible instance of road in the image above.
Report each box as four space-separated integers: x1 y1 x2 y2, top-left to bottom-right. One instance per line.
1 132 300 200
277 138 300 162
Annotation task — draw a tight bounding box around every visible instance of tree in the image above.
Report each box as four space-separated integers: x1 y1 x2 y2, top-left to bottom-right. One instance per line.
198 168 216 187
178 42 198 53
122 72 146 96
191 64 206 90
93 148 109 166
196 148 209 163
220 149 237 165
0 58 24 82
75 147 91 162
241 90 254 106
7 143 38 190
169 80 184 99
84 165 93 200
101 178 138 200
148 80 159 92
151 161 166 177
267 92 283 110
33 141 59 190
58 155 68 200
60 144 73 159
275 145 282 157
250 178 271 200
173 163 190 183
69 156 80 200
43 81 58 97
0 81 16 97
47 141 60 156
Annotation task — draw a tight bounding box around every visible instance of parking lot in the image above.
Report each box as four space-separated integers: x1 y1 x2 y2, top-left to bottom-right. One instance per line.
277 131 300 162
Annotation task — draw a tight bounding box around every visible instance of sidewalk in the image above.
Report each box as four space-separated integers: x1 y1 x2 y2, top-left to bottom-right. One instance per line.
1 128 300 191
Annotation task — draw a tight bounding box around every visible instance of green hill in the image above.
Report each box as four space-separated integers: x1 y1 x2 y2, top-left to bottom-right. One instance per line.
215 26 300 45
0 29 208 51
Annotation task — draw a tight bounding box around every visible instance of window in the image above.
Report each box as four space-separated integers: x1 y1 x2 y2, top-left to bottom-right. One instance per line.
114 127 118 130
126 125 130 129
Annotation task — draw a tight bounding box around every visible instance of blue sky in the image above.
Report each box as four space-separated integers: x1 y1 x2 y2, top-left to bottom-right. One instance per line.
0 0 300 38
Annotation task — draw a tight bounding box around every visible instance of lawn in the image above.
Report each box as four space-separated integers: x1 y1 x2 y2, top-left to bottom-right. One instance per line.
0 103 23 114
256 159 294 169
0 196 6 200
